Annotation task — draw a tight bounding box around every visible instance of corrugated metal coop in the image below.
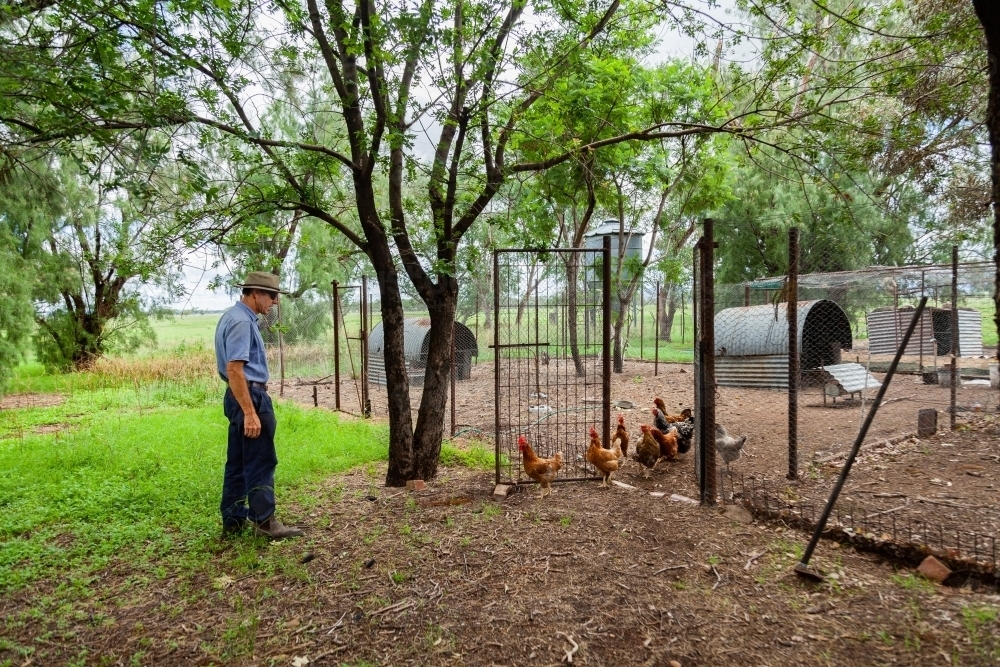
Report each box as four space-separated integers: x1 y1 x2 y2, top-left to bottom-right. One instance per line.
715 300 853 389
867 306 983 357
367 318 479 386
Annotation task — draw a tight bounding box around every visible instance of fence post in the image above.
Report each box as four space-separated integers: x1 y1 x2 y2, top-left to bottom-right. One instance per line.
603 236 612 452
951 246 958 430
639 281 644 360
692 244 700 484
654 280 660 376
277 299 285 397
361 275 371 418
701 218 717 505
493 250 501 486
788 227 799 480
451 320 456 437
332 280 341 411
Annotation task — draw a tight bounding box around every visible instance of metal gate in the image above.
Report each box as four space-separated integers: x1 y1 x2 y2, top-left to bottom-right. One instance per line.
493 240 612 486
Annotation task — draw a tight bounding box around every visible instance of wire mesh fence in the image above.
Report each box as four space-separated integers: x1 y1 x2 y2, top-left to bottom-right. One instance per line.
492 246 611 486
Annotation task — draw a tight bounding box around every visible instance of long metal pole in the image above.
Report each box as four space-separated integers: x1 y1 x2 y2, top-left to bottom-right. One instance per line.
951 246 958 430
639 282 644 360
654 280 660 376
702 219 717 505
788 227 799 480
277 299 285 397
450 322 456 437
361 275 371 418
797 297 928 572
919 271 925 372
332 281 341 411
493 251 502 486
602 237 612 452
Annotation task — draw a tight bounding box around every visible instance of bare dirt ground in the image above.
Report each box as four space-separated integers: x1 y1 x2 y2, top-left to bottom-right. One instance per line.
282 358 1000 547
7 361 996 665
4 458 1000 666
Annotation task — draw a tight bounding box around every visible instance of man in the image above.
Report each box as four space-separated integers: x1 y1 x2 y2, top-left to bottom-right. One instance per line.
214 271 303 540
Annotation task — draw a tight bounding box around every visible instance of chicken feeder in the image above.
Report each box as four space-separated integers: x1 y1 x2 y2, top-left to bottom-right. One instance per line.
367 318 479 386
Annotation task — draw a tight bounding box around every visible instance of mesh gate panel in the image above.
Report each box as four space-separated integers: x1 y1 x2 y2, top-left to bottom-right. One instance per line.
493 247 611 486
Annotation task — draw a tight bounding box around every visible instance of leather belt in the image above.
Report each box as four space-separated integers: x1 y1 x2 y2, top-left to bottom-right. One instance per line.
227 380 269 392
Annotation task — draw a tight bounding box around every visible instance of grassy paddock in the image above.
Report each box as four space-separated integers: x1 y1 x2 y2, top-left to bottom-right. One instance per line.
0 369 389 594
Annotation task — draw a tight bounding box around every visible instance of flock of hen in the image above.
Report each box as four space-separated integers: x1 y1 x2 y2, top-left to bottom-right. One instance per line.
517 398 747 499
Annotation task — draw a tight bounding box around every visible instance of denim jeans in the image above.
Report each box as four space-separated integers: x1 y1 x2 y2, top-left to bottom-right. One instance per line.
221 386 277 528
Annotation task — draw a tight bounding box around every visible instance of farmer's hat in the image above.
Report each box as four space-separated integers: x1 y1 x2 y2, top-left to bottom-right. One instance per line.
234 271 290 295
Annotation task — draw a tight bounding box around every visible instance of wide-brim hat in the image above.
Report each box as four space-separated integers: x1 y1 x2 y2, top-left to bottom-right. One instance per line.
234 271 290 295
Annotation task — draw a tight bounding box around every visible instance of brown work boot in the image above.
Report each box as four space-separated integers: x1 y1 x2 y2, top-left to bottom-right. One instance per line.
253 517 304 540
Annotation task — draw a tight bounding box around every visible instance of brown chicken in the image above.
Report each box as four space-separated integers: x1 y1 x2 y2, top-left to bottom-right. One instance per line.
653 398 692 424
634 424 662 477
518 435 562 499
586 426 619 487
612 414 630 458
650 426 679 461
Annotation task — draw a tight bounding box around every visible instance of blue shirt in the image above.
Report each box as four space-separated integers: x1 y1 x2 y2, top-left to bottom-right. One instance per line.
215 301 270 383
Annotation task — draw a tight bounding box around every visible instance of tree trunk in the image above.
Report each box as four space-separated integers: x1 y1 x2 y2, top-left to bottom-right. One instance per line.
565 255 585 376
972 0 1000 362
355 187 416 487
515 259 539 326
661 284 679 343
612 307 626 373
411 277 458 481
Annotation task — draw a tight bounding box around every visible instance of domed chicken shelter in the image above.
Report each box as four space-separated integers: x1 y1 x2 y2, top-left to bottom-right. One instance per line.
714 300 853 389
368 318 479 386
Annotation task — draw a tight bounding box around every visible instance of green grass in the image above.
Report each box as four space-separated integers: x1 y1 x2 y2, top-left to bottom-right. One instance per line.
147 313 221 350
0 379 389 593
439 440 503 469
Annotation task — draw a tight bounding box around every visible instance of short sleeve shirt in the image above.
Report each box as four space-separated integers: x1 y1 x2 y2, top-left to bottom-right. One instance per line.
214 301 269 383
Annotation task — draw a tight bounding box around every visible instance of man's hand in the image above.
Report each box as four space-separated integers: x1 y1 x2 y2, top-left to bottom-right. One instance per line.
243 411 262 438
226 360 261 439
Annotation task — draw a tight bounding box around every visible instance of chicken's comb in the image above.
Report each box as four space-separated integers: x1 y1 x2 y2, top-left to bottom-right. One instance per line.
589 426 598 436
617 414 625 424
517 435 527 444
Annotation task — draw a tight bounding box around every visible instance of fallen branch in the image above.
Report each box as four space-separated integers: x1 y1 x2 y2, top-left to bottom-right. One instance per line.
652 565 689 575
556 632 579 663
370 599 417 616
872 492 907 499
711 565 722 590
863 502 908 520
744 550 768 570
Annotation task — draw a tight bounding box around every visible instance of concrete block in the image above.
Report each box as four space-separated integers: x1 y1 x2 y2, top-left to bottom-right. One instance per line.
917 408 937 437
405 479 426 491
492 484 511 498
917 555 952 583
